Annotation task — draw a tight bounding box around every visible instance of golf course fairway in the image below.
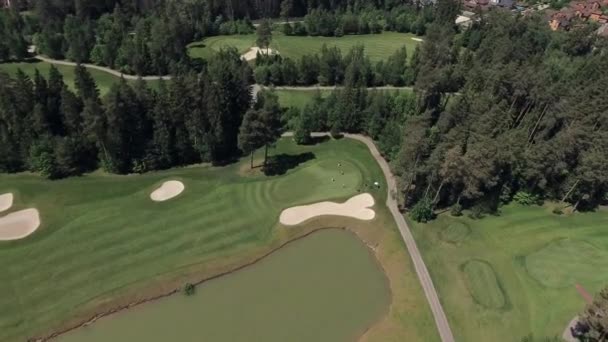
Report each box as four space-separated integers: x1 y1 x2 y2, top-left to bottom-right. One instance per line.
0 137 439 341
58 229 390 342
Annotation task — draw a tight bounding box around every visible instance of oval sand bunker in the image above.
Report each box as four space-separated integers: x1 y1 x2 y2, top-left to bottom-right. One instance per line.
280 193 376 226
0 193 13 212
0 208 40 241
150 181 185 202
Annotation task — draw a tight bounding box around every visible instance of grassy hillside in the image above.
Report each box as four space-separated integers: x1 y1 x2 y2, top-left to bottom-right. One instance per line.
409 205 608 341
188 32 422 62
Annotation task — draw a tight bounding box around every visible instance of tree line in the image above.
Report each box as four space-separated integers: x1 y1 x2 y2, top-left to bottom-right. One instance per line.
282 5 435 37
2 0 606 213
392 10 608 216
0 0 453 77
287 87 417 161
254 44 415 86
0 48 251 178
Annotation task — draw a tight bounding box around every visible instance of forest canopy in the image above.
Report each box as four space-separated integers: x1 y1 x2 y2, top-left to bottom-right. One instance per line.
0 0 606 212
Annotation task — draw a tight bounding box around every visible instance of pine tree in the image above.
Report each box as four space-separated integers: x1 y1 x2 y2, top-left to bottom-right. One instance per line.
74 65 100 101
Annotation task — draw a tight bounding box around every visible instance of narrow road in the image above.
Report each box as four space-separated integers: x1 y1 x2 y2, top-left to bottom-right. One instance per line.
283 132 456 342
34 55 172 81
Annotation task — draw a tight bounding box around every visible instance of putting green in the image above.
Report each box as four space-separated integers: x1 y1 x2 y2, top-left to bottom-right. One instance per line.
462 260 506 309
57 229 390 342
525 239 608 288
439 221 470 244
0 138 388 341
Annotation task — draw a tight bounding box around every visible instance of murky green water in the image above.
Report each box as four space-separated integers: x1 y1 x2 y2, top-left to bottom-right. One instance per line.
58 229 390 342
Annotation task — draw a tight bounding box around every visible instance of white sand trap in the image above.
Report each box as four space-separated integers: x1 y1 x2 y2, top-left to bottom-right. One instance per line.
0 208 40 241
241 47 278 61
411 37 424 42
0 193 13 212
280 193 375 226
150 181 185 202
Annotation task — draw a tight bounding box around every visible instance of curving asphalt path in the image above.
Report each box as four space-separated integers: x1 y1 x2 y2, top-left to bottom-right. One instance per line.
283 132 456 342
34 55 172 81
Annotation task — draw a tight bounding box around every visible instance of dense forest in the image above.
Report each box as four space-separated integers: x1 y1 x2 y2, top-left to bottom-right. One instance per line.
285 9 608 214
0 48 251 177
0 0 607 213
0 0 438 75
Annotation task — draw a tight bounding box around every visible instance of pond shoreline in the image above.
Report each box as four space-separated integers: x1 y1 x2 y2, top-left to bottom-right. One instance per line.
32 225 391 342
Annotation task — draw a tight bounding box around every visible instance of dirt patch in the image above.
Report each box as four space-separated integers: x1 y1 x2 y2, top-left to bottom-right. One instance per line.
150 181 185 202
0 193 13 212
280 193 376 226
0 208 40 241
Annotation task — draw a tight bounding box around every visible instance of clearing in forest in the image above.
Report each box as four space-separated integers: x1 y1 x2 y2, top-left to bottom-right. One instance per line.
188 31 422 62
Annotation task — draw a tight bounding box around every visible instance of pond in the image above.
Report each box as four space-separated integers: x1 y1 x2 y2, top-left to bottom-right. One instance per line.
58 229 390 342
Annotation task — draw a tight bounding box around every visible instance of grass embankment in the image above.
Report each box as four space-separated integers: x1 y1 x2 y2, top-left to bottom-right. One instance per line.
0 60 160 96
0 137 438 342
188 31 422 62
409 205 608 341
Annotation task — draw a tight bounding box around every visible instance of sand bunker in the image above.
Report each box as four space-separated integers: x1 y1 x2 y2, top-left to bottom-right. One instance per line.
280 193 375 226
241 47 278 61
411 37 424 42
0 193 13 212
0 208 40 241
150 181 185 202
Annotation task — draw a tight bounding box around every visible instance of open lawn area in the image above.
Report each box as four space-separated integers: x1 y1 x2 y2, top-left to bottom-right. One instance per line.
0 138 438 342
276 89 332 109
275 87 413 109
188 32 422 62
409 205 608 341
0 60 159 96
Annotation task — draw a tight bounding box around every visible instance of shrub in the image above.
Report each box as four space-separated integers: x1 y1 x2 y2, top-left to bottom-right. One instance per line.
293 22 307 36
183 283 195 296
283 23 293 35
334 26 344 37
513 191 540 206
451 203 463 217
468 205 484 219
330 123 342 139
410 199 434 223
552 207 563 215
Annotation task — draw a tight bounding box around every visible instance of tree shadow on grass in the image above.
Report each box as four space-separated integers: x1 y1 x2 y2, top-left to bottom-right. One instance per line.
307 135 330 145
263 152 315 176
188 42 206 48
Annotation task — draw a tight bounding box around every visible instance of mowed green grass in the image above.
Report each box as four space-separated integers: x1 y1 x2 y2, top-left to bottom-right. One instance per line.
409 205 608 341
462 260 506 309
188 31 422 62
0 138 386 341
276 89 331 108
526 239 608 288
0 60 160 96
